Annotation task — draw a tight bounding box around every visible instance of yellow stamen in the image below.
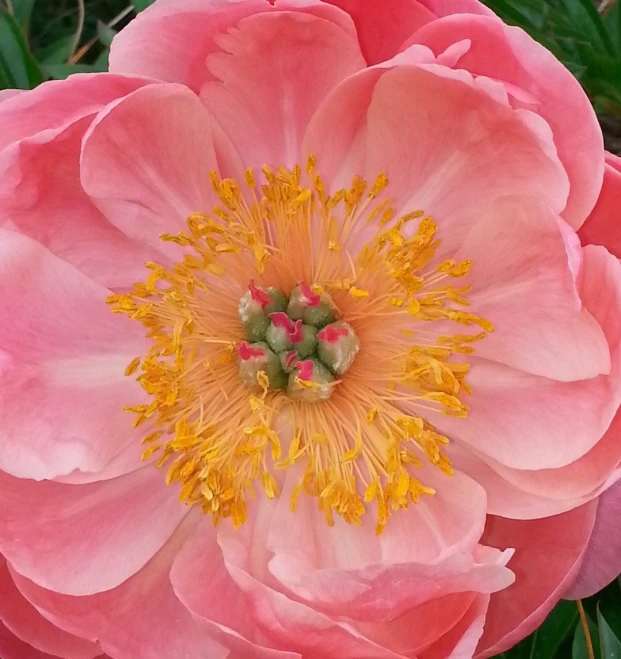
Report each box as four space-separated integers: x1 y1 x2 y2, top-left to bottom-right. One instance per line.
107 159 492 531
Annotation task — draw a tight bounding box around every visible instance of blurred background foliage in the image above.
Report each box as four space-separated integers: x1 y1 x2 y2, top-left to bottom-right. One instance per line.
0 0 620 657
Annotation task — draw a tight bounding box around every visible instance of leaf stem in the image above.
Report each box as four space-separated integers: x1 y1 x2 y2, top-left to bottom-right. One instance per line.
577 599 595 659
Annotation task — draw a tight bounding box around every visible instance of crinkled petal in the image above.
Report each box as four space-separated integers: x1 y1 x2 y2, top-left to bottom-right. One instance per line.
0 230 147 480
405 15 603 227
200 10 365 168
0 467 187 595
475 503 597 657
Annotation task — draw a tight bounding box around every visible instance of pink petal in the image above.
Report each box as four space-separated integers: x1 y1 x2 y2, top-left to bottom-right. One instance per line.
303 64 569 257
0 622 64 659
170 520 301 658
11 526 230 659
406 15 603 227
460 245 621 500
0 73 149 152
200 10 365 168
0 89 23 104
565 479 621 599
416 0 494 17
0 230 147 481
324 0 435 64
580 153 621 257
419 595 489 659
453 196 609 381
475 502 597 657
0 558 99 659
0 119 157 289
109 0 357 91
0 467 187 595
81 83 220 253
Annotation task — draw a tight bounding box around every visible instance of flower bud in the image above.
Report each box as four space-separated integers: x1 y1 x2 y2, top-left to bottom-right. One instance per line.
288 358 335 402
237 341 287 389
287 283 336 327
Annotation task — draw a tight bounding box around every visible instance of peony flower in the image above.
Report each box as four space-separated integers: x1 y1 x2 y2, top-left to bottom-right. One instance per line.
0 0 620 657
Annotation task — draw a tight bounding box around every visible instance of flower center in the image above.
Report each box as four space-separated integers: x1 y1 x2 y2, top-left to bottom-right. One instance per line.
107 157 492 533
237 280 360 402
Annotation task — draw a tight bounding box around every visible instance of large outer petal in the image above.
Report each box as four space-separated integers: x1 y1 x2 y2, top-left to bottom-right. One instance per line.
11 522 230 659
0 623 65 659
580 153 621 257
0 558 100 659
109 0 359 91
200 10 365 168
565 480 621 599
303 64 569 258
0 467 187 596
324 0 435 64
0 230 147 481
405 15 604 227
81 83 220 253
475 503 597 657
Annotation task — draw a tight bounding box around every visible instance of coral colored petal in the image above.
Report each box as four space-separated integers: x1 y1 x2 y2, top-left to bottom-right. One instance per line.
419 595 490 659
580 153 621 257
0 622 63 659
11 526 230 659
171 520 301 658
200 11 365 169
454 196 609 382
475 503 597 657
0 120 157 289
109 0 357 91
0 230 147 481
0 89 23 104
0 558 99 659
324 0 435 64
439 244 621 472
565 480 621 599
303 65 569 256
0 74 149 152
0 467 187 596
406 15 603 227
417 0 494 17
81 83 219 253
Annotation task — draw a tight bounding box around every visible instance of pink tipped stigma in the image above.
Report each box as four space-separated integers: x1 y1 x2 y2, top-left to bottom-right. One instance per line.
238 341 265 361
300 282 320 307
284 351 299 369
297 360 314 381
269 311 295 332
289 319 304 343
249 280 272 309
317 325 349 343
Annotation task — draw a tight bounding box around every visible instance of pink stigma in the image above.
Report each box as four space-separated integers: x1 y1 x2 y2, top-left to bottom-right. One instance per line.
269 312 295 332
289 319 304 343
284 351 299 369
249 280 272 309
296 360 314 381
238 341 265 361
317 325 349 343
300 282 320 307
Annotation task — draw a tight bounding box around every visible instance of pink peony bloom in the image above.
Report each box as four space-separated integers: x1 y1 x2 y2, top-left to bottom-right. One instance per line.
0 0 620 657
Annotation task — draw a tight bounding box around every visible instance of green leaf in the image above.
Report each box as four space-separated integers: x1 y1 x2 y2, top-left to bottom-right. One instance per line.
8 0 35 28
0 10 44 89
598 606 621 659
96 20 116 48
43 59 107 80
133 0 156 11
559 0 616 56
574 610 602 659
34 35 75 64
530 601 579 658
